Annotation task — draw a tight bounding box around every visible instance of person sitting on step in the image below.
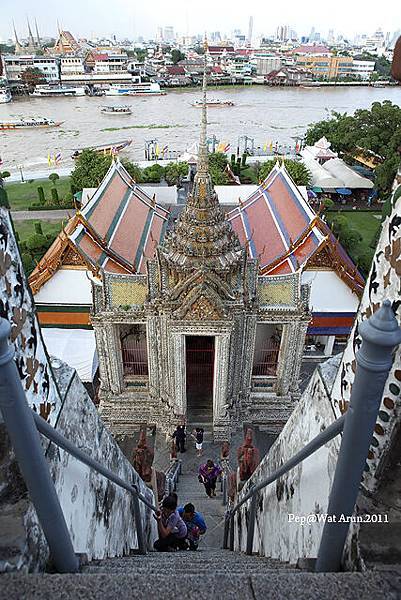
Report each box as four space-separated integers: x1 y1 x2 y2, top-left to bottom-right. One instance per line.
154 495 187 552
198 459 222 498
178 502 207 551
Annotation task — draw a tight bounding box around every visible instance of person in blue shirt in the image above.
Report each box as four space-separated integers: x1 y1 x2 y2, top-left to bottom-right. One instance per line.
177 503 207 550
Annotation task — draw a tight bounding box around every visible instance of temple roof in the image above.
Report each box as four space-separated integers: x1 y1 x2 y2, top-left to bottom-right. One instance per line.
29 161 170 293
29 153 363 298
227 163 364 294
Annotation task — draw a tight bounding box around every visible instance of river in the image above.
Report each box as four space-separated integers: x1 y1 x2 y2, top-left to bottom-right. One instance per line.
0 86 400 178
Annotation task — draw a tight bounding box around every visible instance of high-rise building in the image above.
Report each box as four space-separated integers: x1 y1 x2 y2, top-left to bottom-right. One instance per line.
276 25 291 42
247 16 253 47
163 26 174 42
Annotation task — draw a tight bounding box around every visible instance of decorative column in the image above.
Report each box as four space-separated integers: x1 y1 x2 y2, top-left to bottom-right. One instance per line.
288 318 310 396
92 321 112 392
105 323 124 394
146 315 160 400
172 333 186 415
214 333 231 422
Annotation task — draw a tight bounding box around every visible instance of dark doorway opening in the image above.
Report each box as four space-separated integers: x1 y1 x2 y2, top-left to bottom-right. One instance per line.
185 335 214 423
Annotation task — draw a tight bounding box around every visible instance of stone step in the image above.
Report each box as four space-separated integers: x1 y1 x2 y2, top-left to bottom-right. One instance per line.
2 569 400 600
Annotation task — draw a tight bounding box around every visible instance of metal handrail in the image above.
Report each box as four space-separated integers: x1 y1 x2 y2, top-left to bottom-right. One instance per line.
223 301 401 572
223 415 345 552
164 458 182 497
230 415 345 518
32 412 158 557
33 412 158 513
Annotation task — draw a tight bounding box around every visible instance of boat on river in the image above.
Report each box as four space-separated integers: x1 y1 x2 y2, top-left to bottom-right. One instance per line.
191 98 234 107
30 85 87 97
104 82 166 96
71 139 132 159
101 105 132 115
0 117 63 131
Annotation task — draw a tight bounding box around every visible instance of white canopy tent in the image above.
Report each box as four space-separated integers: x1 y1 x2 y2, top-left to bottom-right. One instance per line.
301 156 343 190
42 328 99 383
322 158 374 189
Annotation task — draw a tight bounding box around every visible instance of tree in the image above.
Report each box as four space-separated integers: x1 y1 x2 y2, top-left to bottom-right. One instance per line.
305 101 401 197
70 150 112 192
164 162 188 185
0 187 9 208
37 186 45 204
51 188 59 204
34 222 43 235
208 153 230 184
20 67 46 91
171 49 186 64
49 173 60 185
259 159 312 186
121 159 144 182
142 164 165 183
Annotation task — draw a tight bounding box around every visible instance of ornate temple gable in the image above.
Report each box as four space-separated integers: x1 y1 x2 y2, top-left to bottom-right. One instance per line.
304 241 333 270
62 243 88 268
183 295 223 321
172 279 228 320
168 269 238 304
304 226 364 298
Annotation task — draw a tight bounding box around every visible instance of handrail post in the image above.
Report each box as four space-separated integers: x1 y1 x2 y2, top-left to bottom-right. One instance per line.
316 301 401 573
222 473 228 506
223 512 230 549
246 490 257 555
132 489 146 554
0 318 79 573
229 513 235 551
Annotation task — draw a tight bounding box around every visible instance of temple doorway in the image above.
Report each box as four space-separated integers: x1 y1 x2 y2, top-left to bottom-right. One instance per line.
185 335 215 425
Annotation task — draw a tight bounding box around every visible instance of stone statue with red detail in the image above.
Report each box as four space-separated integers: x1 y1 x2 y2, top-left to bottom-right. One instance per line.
237 428 260 482
132 427 154 483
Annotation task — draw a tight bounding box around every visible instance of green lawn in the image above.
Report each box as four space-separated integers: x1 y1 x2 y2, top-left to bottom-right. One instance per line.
326 210 382 275
13 219 63 243
5 177 72 210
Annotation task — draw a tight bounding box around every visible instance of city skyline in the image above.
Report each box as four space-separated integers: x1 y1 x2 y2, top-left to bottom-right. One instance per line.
1 0 399 43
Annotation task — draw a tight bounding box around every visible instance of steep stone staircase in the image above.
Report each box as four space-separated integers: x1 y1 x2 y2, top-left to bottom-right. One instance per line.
1 418 401 599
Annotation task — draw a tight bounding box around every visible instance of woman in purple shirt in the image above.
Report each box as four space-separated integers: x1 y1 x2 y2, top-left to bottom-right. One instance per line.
198 459 222 497
154 495 187 551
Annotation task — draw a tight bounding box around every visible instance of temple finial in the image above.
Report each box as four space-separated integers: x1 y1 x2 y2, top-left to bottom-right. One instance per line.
197 34 208 175
26 17 35 48
35 19 41 47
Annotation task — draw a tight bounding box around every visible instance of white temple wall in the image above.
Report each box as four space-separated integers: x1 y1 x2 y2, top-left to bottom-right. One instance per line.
234 358 346 565
34 268 92 305
302 270 360 313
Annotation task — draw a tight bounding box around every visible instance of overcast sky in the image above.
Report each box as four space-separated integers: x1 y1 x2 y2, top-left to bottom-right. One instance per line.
1 0 399 42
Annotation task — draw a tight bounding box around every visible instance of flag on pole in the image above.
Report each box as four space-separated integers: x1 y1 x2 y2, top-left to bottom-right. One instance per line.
155 143 160 158
162 145 168 156
269 141 273 152
47 152 52 166
54 152 62 165
223 142 230 153
263 142 267 152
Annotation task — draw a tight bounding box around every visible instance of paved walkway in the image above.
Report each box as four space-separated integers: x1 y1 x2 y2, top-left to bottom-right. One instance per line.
10 209 73 221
